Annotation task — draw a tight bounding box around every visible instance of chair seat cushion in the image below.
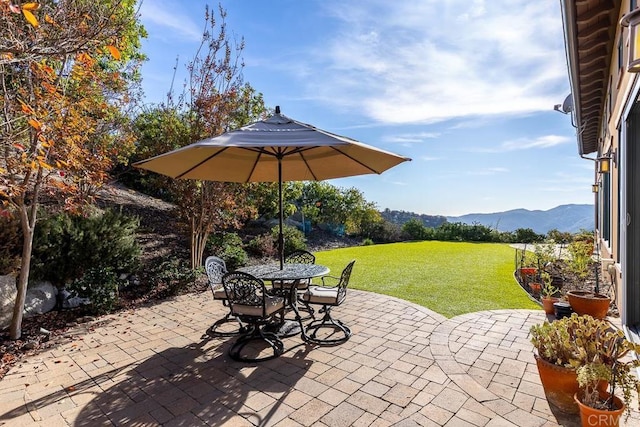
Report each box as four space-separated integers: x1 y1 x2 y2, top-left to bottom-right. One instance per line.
232 295 285 317
212 286 227 300
302 286 342 305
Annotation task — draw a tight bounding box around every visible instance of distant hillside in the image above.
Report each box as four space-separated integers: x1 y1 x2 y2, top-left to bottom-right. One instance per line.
380 209 447 228
446 204 594 234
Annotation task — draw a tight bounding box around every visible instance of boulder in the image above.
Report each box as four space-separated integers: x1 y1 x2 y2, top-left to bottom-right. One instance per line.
0 274 17 330
57 287 90 309
24 281 58 317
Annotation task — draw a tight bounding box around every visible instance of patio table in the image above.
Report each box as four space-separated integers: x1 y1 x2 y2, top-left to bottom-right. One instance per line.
237 263 329 337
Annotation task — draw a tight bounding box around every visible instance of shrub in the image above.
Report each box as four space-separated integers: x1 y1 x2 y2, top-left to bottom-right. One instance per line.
0 213 21 275
402 218 426 240
367 220 402 243
68 267 124 314
271 225 306 255
208 231 247 269
246 234 278 258
31 209 141 286
150 257 199 295
361 238 374 246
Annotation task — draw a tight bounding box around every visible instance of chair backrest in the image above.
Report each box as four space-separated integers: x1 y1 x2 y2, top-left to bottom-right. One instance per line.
205 256 227 289
222 271 269 315
336 260 356 303
285 250 315 264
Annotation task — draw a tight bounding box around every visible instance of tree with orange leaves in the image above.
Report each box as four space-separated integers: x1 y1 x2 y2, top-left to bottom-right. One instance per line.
0 0 146 339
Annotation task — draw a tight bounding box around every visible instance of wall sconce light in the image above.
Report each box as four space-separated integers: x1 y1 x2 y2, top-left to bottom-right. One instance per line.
598 157 611 173
621 9 640 72
597 148 617 174
592 183 599 193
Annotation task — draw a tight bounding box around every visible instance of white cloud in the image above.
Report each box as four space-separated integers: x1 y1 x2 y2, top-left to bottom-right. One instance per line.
466 134 572 153
421 156 441 161
294 0 567 125
468 167 509 176
501 135 571 150
140 0 203 42
383 132 441 143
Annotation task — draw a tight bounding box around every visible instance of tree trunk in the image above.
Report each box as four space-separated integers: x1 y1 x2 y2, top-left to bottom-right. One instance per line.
10 204 36 340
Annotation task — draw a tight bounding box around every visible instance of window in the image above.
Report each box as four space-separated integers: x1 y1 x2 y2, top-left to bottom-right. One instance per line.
619 35 624 71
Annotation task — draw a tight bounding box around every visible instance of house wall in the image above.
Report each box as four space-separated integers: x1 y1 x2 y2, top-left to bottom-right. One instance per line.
598 1 636 310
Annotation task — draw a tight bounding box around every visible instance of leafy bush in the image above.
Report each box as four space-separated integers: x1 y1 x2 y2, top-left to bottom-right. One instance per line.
402 218 426 240
149 257 199 295
208 232 247 269
0 213 21 275
68 267 124 314
271 225 306 255
246 234 278 258
361 238 374 246
31 209 141 286
368 220 403 243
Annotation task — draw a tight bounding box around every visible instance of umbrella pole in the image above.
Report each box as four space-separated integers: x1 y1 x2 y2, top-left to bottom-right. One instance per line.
278 156 284 269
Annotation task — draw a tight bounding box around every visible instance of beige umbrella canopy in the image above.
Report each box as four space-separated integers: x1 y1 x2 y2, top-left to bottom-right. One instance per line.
134 106 411 267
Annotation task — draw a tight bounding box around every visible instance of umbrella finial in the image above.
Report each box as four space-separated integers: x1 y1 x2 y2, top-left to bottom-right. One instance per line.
275 105 281 114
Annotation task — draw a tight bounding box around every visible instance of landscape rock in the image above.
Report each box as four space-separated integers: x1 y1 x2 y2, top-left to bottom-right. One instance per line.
24 281 58 317
57 287 90 309
0 274 17 330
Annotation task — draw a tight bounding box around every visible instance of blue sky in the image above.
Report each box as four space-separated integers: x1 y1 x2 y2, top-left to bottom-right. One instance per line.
138 0 593 217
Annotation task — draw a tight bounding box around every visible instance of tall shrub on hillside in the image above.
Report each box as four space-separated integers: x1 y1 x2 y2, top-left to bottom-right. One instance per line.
133 6 266 269
0 1 146 339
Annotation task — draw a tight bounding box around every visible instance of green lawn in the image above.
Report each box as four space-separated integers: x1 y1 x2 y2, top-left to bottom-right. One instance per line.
314 240 540 318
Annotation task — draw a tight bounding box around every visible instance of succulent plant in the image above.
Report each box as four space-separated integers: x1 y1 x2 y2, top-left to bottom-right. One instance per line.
531 314 640 418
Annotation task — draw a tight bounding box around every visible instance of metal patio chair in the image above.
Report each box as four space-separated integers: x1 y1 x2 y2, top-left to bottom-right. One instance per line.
222 271 286 362
271 249 316 291
205 256 243 337
300 260 355 345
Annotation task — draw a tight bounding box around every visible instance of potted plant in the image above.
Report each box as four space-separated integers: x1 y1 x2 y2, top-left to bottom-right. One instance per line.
530 314 618 414
530 314 585 413
572 321 640 426
565 240 611 319
540 271 560 315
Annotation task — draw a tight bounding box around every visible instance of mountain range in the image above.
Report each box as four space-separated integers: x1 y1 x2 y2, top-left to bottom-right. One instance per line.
446 204 594 234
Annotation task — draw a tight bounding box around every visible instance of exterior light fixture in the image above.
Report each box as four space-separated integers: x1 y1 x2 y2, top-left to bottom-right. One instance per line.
621 9 640 72
592 184 599 193
598 157 611 173
597 148 617 174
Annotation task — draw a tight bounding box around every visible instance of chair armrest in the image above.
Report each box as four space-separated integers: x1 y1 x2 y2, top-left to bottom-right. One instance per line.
319 275 341 287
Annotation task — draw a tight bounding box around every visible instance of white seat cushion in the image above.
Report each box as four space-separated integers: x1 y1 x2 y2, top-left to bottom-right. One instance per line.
231 295 285 317
302 286 341 305
212 286 227 300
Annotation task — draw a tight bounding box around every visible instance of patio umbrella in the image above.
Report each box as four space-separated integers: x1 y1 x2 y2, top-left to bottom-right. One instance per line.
134 106 411 268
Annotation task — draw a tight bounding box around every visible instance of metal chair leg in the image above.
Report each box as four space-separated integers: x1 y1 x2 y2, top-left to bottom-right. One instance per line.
206 312 245 338
228 325 285 362
302 306 351 346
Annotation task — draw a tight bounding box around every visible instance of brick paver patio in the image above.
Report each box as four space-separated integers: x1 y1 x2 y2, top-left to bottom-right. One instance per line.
1 289 638 426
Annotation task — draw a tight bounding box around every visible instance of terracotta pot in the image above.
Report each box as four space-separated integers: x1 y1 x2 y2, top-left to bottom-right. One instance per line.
530 282 541 295
535 354 580 414
542 297 559 315
566 290 611 319
519 267 537 276
574 392 624 427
